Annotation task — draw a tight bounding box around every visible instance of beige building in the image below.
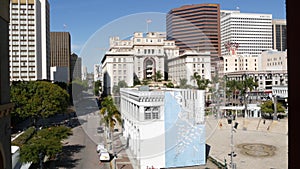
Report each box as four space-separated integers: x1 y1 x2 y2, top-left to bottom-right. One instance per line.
168 50 211 86
258 50 287 71
223 54 258 73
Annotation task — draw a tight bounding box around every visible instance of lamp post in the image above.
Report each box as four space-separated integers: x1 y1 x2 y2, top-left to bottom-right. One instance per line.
242 74 248 118
227 116 238 169
273 95 278 120
39 152 43 169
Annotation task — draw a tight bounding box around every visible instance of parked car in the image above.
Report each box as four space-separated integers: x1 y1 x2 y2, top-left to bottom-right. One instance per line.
97 126 104 133
99 152 110 162
96 144 107 153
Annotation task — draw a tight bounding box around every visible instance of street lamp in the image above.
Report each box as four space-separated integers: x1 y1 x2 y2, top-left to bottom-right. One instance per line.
242 74 248 118
227 115 238 169
39 152 43 169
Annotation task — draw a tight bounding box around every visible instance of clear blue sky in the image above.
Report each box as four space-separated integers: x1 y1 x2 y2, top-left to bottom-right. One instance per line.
49 0 286 72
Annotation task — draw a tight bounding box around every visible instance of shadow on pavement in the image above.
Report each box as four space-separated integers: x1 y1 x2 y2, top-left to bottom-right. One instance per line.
50 144 86 168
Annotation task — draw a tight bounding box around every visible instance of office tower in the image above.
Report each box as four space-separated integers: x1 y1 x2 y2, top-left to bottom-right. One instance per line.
272 19 287 51
221 10 273 56
70 53 82 80
50 32 71 82
9 0 50 81
166 4 221 69
0 1 14 168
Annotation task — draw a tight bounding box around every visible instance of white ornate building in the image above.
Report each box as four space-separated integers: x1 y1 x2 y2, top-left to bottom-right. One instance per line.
101 32 213 95
120 88 206 169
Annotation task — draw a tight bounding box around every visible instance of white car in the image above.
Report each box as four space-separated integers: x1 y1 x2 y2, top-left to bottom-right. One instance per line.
99 152 110 161
96 144 107 153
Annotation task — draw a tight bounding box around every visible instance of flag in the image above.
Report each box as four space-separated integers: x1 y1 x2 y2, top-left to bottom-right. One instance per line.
146 19 152 23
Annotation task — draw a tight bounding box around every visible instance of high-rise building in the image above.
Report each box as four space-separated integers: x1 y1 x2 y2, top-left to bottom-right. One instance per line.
0 1 14 168
221 10 273 56
70 53 82 80
50 32 71 82
9 0 50 81
94 64 102 82
166 4 221 69
272 19 287 51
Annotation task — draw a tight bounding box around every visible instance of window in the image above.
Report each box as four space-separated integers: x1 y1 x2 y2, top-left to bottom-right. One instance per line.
144 107 151 120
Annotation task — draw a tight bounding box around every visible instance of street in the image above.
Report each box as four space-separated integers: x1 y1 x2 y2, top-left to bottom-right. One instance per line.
55 90 110 169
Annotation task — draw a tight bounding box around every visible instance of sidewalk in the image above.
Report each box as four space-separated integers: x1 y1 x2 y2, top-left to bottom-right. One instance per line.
112 132 135 169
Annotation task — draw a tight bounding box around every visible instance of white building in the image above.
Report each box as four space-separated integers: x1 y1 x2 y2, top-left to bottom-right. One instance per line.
82 65 87 81
94 64 102 82
101 32 179 95
120 88 206 169
223 54 258 73
9 0 50 81
168 50 211 86
221 10 273 56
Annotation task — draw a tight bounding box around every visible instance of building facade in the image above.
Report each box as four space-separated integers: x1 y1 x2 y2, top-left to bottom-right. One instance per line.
9 0 50 81
94 64 102 82
101 32 179 95
168 50 211 86
258 50 287 71
50 32 71 82
166 4 221 67
223 54 258 73
70 53 82 80
272 19 287 51
225 70 288 91
0 1 14 168
120 88 206 169
221 10 273 56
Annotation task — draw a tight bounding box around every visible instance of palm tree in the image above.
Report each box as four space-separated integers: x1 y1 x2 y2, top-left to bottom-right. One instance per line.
226 79 242 105
153 70 163 82
99 96 122 151
240 75 259 117
191 72 210 90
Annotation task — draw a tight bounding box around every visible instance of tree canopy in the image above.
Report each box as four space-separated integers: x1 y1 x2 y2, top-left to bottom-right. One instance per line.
261 100 285 116
191 72 210 90
100 96 122 131
20 126 72 163
10 81 70 125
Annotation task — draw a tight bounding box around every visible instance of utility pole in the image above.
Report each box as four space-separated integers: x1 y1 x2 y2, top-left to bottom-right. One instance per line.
273 95 277 120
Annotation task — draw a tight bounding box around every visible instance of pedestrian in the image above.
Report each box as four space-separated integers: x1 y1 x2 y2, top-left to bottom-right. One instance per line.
263 119 266 124
219 122 222 128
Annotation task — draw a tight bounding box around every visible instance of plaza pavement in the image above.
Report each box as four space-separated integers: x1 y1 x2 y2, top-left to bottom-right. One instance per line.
205 116 288 169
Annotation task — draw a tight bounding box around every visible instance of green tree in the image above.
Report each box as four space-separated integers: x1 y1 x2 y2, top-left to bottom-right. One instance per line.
240 76 259 116
11 81 70 127
179 78 188 88
191 72 210 90
100 96 122 131
226 79 242 104
261 100 285 117
20 126 72 163
94 80 102 96
112 80 128 95
153 70 163 82
165 81 174 88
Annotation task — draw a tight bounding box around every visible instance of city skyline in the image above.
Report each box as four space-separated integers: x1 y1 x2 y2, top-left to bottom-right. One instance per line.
49 0 286 72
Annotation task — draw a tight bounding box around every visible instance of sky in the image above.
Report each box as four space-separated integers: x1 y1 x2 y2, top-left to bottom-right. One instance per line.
49 0 286 72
